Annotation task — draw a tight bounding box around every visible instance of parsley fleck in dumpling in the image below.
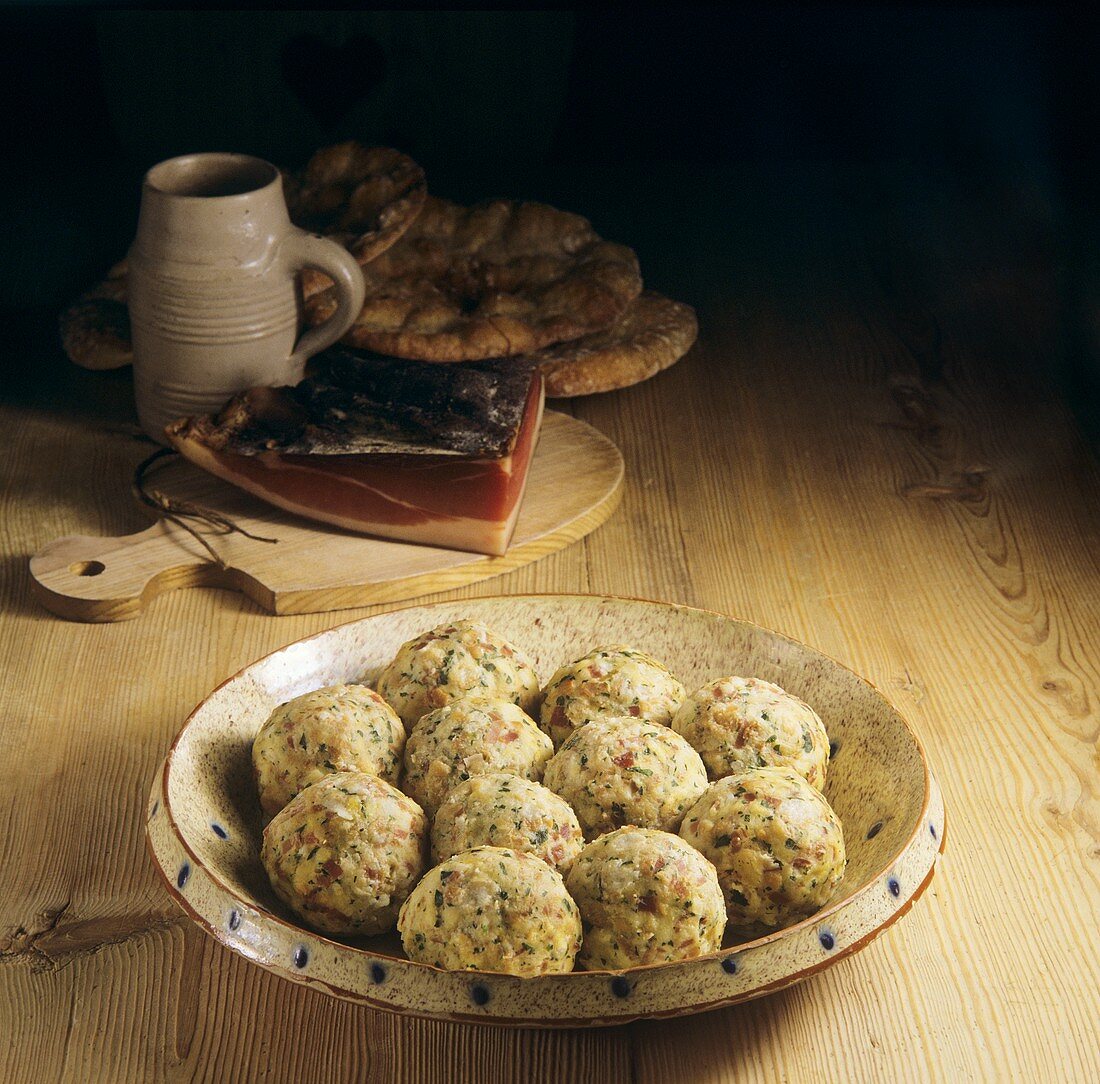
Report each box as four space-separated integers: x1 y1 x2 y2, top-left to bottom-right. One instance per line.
566 827 726 969
679 767 846 929
375 620 540 733
402 698 554 819
432 773 585 874
398 846 581 975
543 717 708 840
252 684 406 820
673 676 830 788
260 772 428 936
539 645 685 748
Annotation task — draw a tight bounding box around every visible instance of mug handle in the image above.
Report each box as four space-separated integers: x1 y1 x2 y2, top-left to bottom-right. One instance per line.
282 229 366 372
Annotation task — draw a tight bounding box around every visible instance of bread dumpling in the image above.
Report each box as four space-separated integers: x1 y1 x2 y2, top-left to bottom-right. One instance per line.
376 620 540 732
543 717 707 839
431 773 584 874
539 645 685 748
402 698 553 819
252 683 405 820
261 772 427 936
673 676 829 788
680 766 845 929
566 827 726 969
398 846 581 975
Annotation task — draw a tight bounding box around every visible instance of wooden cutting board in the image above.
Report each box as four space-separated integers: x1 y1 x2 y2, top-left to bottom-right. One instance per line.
29 411 623 622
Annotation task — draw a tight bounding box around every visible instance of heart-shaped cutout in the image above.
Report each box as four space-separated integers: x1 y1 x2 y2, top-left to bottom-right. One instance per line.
282 32 387 125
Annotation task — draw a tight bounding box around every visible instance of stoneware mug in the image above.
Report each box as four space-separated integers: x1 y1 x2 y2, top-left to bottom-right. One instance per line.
128 152 366 442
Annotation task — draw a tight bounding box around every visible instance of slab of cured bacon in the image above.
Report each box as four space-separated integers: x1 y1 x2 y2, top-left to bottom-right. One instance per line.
165 347 545 556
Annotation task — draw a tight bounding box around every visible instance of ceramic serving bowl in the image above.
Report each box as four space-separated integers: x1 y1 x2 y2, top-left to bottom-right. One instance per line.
147 595 945 1027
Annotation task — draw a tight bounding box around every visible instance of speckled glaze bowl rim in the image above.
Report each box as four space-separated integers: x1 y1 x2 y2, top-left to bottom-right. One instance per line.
148 592 946 1024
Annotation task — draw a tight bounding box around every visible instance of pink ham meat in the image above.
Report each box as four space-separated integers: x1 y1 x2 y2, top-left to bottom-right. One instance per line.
165 349 545 556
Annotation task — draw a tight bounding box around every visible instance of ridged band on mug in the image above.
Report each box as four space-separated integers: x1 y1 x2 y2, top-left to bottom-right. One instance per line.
129 270 304 340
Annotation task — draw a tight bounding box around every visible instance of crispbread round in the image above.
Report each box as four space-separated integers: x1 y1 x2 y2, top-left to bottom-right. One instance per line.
59 260 133 371
531 290 698 397
283 142 427 298
306 196 643 362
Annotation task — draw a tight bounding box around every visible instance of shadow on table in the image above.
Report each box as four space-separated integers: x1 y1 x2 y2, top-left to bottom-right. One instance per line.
625 983 803 1075
0 552 54 620
326 985 800 1081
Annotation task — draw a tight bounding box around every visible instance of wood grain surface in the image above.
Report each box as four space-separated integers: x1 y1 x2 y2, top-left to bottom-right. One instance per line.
2 164 1099 1082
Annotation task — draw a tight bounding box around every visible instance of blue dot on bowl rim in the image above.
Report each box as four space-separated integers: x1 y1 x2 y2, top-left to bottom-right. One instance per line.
721 955 739 975
610 976 631 998
211 822 229 840
176 862 191 890
888 876 901 898
829 740 840 758
228 909 242 932
150 801 159 818
370 963 387 985
470 983 491 1006
929 822 937 839
819 929 835 951
293 946 309 969
866 820 884 840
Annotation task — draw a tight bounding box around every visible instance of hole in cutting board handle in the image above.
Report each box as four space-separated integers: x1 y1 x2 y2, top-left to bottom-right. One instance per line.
70 561 106 577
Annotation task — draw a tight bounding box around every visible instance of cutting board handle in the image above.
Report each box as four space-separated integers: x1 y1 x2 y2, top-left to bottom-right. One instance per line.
28 523 253 622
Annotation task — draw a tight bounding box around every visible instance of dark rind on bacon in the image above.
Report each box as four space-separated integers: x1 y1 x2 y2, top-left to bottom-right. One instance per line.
187 346 539 458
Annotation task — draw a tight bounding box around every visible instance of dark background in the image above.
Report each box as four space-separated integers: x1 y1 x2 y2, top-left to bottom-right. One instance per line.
1 7 1098 432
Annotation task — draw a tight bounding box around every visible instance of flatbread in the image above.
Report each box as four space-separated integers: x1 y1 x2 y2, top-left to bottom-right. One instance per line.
283 142 426 297
305 196 643 361
60 144 425 370
58 260 133 371
531 290 697 397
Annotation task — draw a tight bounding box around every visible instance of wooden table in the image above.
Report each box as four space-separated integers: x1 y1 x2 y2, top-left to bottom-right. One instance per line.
2 165 1098 1081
